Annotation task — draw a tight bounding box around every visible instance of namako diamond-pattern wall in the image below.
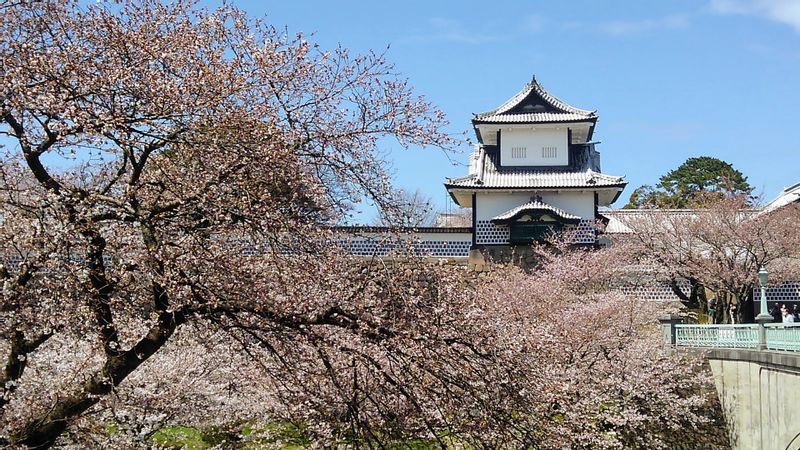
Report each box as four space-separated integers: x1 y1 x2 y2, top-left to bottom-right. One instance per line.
475 219 596 245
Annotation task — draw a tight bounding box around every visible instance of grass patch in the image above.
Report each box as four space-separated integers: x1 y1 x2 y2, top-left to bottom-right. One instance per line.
256 421 312 449
150 421 312 449
152 425 209 449
149 421 474 449
151 424 241 449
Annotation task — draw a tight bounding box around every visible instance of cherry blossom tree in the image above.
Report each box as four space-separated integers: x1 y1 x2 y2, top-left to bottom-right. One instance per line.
374 188 436 227
1 1 722 448
0 0 455 446
433 207 472 227
2 250 724 449
616 196 800 322
475 260 723 449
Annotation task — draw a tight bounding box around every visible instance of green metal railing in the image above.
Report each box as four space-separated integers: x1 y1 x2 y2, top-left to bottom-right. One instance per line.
675 324 760 349
674 323 800 352
765 323 800 352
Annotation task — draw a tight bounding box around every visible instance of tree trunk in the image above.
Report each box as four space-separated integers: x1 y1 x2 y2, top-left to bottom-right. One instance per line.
740 286 755 324
669 277 702 309
9 310 185 449
13 376 110 449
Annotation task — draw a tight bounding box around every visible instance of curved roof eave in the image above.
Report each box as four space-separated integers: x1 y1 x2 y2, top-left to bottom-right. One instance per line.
444 182 628 191
474 78 596 118
472 117 597 126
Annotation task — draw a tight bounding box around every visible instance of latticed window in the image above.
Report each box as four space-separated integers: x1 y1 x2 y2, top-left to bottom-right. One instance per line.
541 146 557 158
511 147 527 159
509 223 562 244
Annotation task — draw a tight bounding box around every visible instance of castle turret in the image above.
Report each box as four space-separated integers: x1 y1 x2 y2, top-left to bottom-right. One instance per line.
445 77 627 246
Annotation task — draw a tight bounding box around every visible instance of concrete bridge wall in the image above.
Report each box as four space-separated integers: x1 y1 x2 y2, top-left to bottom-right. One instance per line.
707 349 800 450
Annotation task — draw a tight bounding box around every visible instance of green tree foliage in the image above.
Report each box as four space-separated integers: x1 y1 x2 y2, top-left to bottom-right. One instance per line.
624 156 753 209
624 185 667 210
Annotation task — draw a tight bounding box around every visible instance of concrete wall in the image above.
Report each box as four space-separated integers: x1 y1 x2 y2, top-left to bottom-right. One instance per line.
707 349 800 450
500 128 568 166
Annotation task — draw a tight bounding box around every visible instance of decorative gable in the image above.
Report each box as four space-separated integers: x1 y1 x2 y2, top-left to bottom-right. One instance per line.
504 89 562 115
472 76 597 146
491 198 582 225
491 197 583 244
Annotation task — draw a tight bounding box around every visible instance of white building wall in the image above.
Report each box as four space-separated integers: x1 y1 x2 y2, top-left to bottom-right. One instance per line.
475 191 594 221
500 128 568 166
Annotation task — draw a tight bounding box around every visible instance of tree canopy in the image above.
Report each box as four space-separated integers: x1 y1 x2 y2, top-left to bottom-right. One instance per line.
624 156 753 209
618 196 800 322
0 0 453 446
0 1 724 448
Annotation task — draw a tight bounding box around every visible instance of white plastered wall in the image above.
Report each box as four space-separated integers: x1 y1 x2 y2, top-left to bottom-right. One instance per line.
475 191 594 221
500 128 568 166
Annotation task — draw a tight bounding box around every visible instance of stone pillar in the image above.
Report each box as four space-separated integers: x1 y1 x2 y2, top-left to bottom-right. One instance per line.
658 314 684 346
467 248 487 272
755 314 773 351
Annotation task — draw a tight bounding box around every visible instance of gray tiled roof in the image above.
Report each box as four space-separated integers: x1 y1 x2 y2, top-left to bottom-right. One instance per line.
475 112 592 124
474 78 596 124
600 209 757 234
492 200 581 222
761 182 800 215
445 152 626 189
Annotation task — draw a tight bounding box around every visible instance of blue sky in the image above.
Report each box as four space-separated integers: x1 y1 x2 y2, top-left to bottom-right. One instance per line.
229 0 800 222
7 1 798 222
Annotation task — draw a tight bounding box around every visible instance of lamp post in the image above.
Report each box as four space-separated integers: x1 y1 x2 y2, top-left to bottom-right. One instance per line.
755 267 772 324
755 267 772 351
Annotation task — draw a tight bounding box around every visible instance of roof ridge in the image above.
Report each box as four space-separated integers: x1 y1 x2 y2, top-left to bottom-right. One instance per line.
531 79 595 115
474 79 595 119
475 83 534 118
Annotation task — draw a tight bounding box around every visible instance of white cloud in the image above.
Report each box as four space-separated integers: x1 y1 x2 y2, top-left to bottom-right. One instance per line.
428 17 459 30
598 14 690 36
709 0 800 32
560 21 584 31
522 14 547 33
401 17 506 45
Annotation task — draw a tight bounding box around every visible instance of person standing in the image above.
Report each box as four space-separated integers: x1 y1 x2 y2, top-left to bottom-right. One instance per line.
782 304 796 323
708 298 717 324
729 303 738 324
770 303 782 323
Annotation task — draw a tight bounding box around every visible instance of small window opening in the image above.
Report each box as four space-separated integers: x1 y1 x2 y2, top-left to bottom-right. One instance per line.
542 146 557 158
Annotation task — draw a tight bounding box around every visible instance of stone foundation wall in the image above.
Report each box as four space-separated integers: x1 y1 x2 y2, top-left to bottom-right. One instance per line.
469 245 541 271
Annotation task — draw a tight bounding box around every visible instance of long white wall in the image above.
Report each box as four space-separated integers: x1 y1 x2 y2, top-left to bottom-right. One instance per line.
500 128 568 166
475 191 594 221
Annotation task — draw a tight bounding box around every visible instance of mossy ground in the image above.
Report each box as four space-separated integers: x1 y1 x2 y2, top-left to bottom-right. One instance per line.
148 421 312 449
146 422 465 449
